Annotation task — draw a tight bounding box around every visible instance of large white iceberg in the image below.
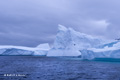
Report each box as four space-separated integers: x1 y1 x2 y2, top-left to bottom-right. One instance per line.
0 43 50 56
81 41 120 60
47 25 105 57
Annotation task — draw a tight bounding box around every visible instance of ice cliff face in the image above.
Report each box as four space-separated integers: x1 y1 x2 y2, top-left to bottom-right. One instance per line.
47 25 104 57
0 43 50 56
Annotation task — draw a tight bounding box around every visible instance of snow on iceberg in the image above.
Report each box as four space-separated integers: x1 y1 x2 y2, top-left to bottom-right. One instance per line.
80 41 120 60
0 43 50 56
47 25 105 57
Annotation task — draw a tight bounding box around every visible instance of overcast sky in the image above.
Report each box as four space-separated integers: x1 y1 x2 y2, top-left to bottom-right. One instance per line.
0 0 120 47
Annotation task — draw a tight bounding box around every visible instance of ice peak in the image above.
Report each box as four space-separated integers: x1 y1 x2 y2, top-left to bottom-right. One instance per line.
36 43 50 50
58 24 67 31
68 27 74 31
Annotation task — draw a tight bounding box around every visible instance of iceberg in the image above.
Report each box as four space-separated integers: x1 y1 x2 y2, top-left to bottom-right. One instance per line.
80 41 120 60
47 25 105 57
0 43 50 56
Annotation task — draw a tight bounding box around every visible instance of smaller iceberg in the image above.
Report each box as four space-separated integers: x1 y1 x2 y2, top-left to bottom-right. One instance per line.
0 43 50 56
81 41 120 60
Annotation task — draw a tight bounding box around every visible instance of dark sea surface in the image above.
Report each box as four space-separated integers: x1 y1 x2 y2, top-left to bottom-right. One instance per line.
0 56 120 80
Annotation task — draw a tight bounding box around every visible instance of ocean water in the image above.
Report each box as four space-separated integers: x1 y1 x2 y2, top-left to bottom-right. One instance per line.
0 56 120 80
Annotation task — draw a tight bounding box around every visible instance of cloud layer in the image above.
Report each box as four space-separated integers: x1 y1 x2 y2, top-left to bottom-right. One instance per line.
0 0 120 46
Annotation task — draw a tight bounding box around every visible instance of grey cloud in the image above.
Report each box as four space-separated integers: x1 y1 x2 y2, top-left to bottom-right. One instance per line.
0 0 120 46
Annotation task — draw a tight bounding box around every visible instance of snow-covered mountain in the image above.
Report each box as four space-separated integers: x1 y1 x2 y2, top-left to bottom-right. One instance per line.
47 25 105 57
0 43 50 56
